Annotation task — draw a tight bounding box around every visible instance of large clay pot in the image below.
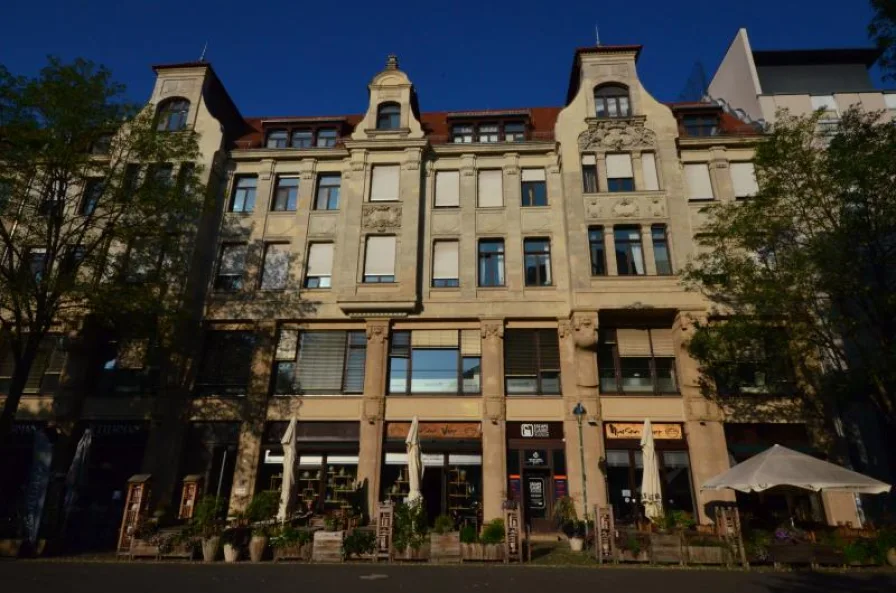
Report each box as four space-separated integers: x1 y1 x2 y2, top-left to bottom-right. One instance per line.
249 535 268 562
201 536 221 562
886 547 896 567
569 537 584 552
223 543 240 562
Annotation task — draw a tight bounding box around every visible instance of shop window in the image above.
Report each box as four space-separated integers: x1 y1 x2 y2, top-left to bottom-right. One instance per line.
381 452 482 524
315 174 341 210
388 330 481 395
523 238 552 286
589 226 606 276
614 226 645 276
272 176 299 212
477 239 505 287
598 328 678 394
504 329 560 395
229 175 257 212
156 98 190 132
0 335 65 395
594 84 631 119
195 330 256 396
273 330 366 395
259 447 359 514
605 448 694 525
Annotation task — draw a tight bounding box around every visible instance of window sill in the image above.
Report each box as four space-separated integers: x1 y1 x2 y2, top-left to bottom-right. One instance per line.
430 285 460 291
273 393 363 398
521 205 551 210
225 210 255 216
600 392 681 397
310 208 340 213
475 206 506 211
476 285 507 290
506 393 562 397
257 287 287 293
687 198 716 203
302 286 332 292
268 210 298 215
359 282 399 286
523 284 554 289
386 393 482 397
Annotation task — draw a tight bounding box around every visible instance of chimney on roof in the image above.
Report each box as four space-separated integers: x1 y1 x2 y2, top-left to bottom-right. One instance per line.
385 54 399 70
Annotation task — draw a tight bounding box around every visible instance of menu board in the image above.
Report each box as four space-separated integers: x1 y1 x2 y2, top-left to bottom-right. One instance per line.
508 476 522 501
526 476 546 510
553 476 568 500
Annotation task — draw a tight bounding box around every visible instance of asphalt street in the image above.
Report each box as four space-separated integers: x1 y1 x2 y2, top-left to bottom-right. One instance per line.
1 561 894 593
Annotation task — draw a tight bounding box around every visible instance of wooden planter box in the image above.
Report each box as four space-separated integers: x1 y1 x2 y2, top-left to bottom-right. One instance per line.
617 549 650 563
273 543 313 561
159 541 196 560
684 545 729 565
312 531 344 563
394 541 430 561
769 543 814 566
650 534 683 564
461 543 504 562
430 533 461 564
0 539 23 557
129 537 161 560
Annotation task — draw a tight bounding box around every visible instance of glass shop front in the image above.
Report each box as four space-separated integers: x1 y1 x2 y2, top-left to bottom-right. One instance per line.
506 421 567 532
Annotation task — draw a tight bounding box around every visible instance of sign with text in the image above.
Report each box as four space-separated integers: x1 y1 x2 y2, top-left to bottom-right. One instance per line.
604 422 683 440
524 449 548 466
526 476 546 509
386 422 481 440
507 422 563 440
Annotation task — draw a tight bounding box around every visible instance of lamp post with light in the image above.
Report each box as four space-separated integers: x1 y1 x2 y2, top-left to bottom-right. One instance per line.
572 402 589 541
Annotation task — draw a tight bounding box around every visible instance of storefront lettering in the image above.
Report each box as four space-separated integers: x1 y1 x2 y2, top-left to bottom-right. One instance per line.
525 450 548 466
521 423 551 438
386 422 481 440
508 421 562 440
604 422 683 440
526 477 546 509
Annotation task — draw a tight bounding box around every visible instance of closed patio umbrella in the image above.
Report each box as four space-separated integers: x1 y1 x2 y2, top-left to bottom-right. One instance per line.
277 417 298 522
405 416 423 505
640 419 664 521
63 428 93 529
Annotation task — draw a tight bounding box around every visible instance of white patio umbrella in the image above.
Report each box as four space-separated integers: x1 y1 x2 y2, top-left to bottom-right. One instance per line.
640 419 664 521
702 444 891 494
277 417 298 522
63 428 93 530
405 416 423 505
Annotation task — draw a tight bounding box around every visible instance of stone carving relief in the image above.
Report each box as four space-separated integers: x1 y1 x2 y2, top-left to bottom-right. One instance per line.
585 196 668 221
363 397 386 424
557 320 572 340
366 324 387 344
480 322 504 341
650 198 665 217
586 198 602 219
571 314 597 349
612 198 639 218
578 118 657 152
362 204 402 232
484 396 506 424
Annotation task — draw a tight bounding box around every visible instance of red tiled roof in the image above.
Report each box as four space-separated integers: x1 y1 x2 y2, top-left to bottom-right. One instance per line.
669 102 761 136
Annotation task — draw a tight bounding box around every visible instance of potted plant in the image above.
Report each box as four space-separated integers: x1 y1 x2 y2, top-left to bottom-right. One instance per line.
221 526 248 563
461 518 505 561
553 496 584 552
564 521 587 552
245 491 279 562
191 496 225 562
392 502 429 561
270 525 314 561
430 515 461 563
342 528 376 560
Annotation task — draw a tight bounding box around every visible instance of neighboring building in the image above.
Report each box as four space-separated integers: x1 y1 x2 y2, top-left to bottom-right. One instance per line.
0 43 867 550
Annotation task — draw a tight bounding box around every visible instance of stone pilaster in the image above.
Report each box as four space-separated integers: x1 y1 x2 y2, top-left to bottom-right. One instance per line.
596 153 609 193
631 151 644 191
641 225 657 276
603 228 618 275
357 319 390 515
480 319 506 521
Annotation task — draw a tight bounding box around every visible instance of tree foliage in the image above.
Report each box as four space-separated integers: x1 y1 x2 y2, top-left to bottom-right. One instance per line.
0 57 205 443
683 108 896 427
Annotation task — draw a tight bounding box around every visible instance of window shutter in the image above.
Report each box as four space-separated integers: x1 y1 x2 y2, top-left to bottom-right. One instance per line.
650 329 675 356
461 330 481 356
343 331 367 393
521 169 545 182
432 241 459 280
477 170 503 207
641 152 659 191
411 330 459 348
730 162 758 198
306 243 334 277
390 331 411 357
219 244 247 275
435 171 460 207
364 236 396 276
276 329 299 361
606 154 634 178
117 339 147 370
504 329 537 374
370 165 400 201
617 329 652 356
538 329 561 370
296 332 346 393
261 244 289 290
581 154 596 165
684 164 713 200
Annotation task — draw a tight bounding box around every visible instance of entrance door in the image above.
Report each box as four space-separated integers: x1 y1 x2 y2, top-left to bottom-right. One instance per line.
523 469 551 532
422 466 443 525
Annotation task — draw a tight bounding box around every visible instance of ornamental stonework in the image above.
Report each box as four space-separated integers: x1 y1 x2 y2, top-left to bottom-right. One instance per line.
578 118 657 152
362 204 402 232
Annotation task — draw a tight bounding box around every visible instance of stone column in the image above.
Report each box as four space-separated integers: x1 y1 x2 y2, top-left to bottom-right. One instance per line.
480 319 506 522
641 225 657 276
357 319 390 516
631 151 644 191
596 154 609 193
228 321 277 514
604 228 618 276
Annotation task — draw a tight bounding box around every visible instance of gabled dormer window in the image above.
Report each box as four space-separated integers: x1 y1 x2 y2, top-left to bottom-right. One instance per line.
156 98 190 132
594 84 631 119
266 129 288 149
681 114 719 137
377 102 401 130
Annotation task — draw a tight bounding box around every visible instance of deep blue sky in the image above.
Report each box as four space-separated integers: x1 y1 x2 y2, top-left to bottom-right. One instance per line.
0 0 883 117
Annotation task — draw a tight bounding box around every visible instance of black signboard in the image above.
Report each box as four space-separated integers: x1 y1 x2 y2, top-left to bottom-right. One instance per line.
507 422 563 440
526 476 546 509
524 449 548 467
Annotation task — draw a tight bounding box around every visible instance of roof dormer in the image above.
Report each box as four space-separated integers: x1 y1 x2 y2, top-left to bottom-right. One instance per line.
351 54 424 141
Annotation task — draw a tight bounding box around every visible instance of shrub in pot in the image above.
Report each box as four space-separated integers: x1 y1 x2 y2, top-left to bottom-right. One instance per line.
270 525 314 561
245 491 279 562
393 502 428 560
462 518 505 561
191 496 225 562
343 529 376 560
221 527 246 563
430 515 461 563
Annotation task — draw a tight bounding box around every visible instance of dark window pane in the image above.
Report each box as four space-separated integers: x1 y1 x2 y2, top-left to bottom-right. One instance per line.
589 227 606 275
316 128 338 147
524 239 552 286
266 129 288 148
614 227 645 276
662 451 694 514
388 357 409 394
478 240 505 287
619 357 653 393
583 164 598 193
655 357 677 392
377 103 401 130
607 178 635 192
272 177 299 211
521 181 547 207
196 331 256 396
652 225 672 275
552 450 567 475
598 346 617 392
291 129 313 148
230 176 257 212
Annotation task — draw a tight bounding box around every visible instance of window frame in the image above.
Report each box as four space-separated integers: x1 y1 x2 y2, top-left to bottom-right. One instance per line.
265 129 289 149
504 329 561 396
273 330 366 396
598 328 679 395
387 330 481 396
271 176 299 212
362 235 396 283
303 242 334 289
431 239 460 288
582 158 599 194
588 226 606 276
681 114 720 137
229 175 257 213
594 84 632 119
477 238 505 287
651 224 673 275
259 242 290 291
376 102 401 130
80 178 104 216
195 330 257 397
261 124 344 149
523 237 552 287
520 177 548 207
156 98 190 132
214 243 247 292
450 119 529 143
614 226 646 276
314 173 341 210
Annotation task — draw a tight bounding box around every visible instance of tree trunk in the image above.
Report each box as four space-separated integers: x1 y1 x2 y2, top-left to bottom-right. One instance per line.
0 341 42 447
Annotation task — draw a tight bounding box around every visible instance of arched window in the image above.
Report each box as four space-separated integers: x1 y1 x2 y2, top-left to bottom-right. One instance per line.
376 102 401 130
594 84 631 119
156 98 191 131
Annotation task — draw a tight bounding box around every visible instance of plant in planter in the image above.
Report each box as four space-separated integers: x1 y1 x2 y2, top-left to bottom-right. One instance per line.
553 496 585 552
191 496 225 562
430 515 461 563
245 491 279 562
270 525 314 561
393 502 428 560
343 529 376 559
221 526 249 563
461 518 504 561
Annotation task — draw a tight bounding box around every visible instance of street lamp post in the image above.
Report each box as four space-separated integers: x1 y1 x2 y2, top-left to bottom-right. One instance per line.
572 402 589 542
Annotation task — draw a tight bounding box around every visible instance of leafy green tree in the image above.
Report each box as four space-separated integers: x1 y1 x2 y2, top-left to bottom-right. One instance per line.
0 58 205 444
683 108 896 429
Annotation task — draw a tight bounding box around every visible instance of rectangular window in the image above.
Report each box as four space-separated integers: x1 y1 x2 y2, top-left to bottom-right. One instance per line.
80 179 103 215
523 238 552 286
730 162 758 199
451 125 474 143
316 128 338 148
606 154 635 192
304 243 334 288
274 330 366 395
432 240 459 287
477 170 503 207
614 226 645 276
40 178 65 215
504 329 560 395
215 243 247 291
125 238 161 283
26 248 47 282
434 171 460 207
589 226 606 276
196 331 256 396
272 176 299 212
388 329 481 395
478 123 499 143
682 115 719 137
684 164 713 201
370 165 400 202
291 129 313 148
505 122 526 142
363 235 396 283
598 328 677 394
315 174 341 210
266 130 288 148
477 239 505 287
260 243 289 290
520 169 547 207
230 176 257 212
651 225 672 275
582 155 598 193
641 152 659 191
0 335 66 395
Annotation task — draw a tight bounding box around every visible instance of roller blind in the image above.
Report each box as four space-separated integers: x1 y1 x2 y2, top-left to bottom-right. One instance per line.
504 329 537 374
461 330 481 356
617 329 652 356
306 243 333 276
537 329 560 370
364 236 396 276
411 330 459 348
296 332 346 393
261 243 289 290
581 154 596 165
435 171 460 207
276 329 299 361
684 164 713 200
606 154 634 178
521 169 545 182
650 329 675 356
477 170 503 207
642 152 659 191
432 241 459 280
219 244 247 275
343 331 367 393
370 165 400 201
730 162 758 198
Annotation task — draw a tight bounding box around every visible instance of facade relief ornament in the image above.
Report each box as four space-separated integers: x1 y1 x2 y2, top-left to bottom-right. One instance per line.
578 118 657 152
480 322 504 341
362 204 402 232
366 324 387 344
650 198 665 217
612 198 639 218
571 315 598 349
710 159 729 170
586 198 602 219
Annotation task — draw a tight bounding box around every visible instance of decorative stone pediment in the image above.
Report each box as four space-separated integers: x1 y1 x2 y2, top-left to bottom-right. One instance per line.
578 117 657 152
585 194 667 220
362 204 402 232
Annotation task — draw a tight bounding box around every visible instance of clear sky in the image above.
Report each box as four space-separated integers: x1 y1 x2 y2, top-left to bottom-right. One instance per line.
0 0 883 117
